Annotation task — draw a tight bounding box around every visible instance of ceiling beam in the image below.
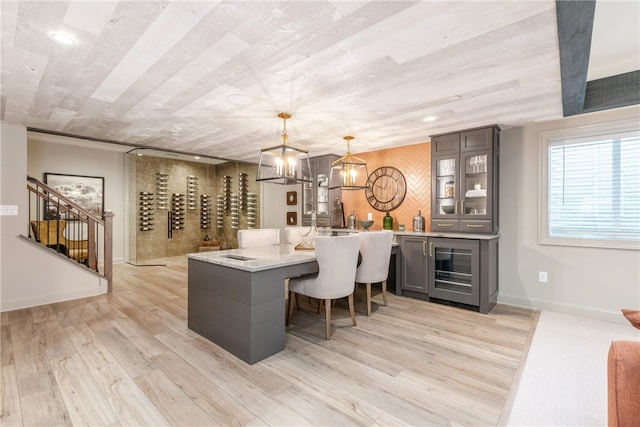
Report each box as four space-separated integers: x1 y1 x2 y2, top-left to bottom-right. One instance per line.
582 70 640 114
556 0 596 116
556 0 640 116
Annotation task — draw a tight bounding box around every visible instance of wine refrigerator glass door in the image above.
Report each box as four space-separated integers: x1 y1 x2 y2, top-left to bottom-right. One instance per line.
429 238 479 306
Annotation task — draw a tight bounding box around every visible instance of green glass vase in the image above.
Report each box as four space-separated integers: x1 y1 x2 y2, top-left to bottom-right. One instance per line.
383 211 393 230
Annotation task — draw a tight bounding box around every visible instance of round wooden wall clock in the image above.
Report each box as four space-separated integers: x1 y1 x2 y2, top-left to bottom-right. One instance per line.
365 166 407 211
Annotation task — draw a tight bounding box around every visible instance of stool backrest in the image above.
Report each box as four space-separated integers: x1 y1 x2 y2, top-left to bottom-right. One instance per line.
311 234 361 300
237 228 280 248
284 226 308 245
355 230 394 284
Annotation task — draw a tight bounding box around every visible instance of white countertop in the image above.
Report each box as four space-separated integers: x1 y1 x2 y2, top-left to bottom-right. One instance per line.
188 231 495 272
334 228 500 240
187 244 316 272
393 231 500 240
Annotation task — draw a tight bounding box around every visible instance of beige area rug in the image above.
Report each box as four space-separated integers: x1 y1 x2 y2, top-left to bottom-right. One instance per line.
506 310 640 426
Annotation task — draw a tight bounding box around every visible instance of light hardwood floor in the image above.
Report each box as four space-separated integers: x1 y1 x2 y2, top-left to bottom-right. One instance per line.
1 256 538 426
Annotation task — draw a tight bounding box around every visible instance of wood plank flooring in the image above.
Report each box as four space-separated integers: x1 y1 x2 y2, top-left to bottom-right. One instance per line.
1 256 538 426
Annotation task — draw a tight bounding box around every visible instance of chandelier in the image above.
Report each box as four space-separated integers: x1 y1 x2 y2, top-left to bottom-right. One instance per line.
256 112 312 185
328 136 369 190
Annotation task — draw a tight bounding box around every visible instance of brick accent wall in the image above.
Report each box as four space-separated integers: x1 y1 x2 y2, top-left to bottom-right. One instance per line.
341 142 431 231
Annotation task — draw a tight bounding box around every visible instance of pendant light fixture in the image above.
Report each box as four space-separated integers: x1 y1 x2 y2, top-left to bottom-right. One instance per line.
257 112 312 185
329 135 369 190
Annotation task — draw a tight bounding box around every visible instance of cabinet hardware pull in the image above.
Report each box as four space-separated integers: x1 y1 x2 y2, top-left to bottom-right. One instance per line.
422 241 426 256
429 241 433 257
436 223 454 227
466 224 484 228
455 200 458 214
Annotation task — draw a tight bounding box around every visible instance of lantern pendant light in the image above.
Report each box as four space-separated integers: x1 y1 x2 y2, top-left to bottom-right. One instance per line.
329 135 369 190
256 112 312 185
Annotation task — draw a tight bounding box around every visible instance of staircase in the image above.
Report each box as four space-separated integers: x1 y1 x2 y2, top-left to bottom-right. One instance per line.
26 176 114 291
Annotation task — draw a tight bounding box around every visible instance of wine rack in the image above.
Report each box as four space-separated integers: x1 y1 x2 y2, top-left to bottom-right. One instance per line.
216 195 225 229
246 192 257 229
201 194 211 229
139 191 155 231
222 175 232 211
171 193 185 230
186 175 198 210
238 172 248 210
156 173 169 210
230 193 239 229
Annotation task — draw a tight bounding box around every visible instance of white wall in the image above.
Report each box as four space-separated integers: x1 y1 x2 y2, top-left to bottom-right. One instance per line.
260 182 302 243
498 105 640 324
1 124 106 312
27 133 127 263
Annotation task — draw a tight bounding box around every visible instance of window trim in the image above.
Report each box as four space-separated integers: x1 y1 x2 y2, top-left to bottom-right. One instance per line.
538 118 640 250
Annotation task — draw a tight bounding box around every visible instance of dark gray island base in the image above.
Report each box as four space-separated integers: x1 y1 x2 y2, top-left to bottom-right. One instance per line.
187 247 317 364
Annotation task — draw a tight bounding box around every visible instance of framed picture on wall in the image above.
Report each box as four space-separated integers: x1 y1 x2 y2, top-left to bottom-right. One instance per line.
44 173 104 219
286 191 297 205
286 211 297 225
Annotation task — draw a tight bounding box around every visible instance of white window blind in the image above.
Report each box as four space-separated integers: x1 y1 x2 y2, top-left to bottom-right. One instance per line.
547 130 640 244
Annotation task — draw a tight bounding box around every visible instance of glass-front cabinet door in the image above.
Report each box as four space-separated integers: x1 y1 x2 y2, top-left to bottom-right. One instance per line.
434 156 458 218
431 125 499 234
428 238 479 306
460 150 492 221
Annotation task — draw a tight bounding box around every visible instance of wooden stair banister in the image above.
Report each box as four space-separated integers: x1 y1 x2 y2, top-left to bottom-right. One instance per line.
26 175 114 292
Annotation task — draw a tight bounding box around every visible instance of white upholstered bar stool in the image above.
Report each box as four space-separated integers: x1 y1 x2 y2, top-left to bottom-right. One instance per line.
287 234 360 340
354 230 394 316
284 226 308 246
237 228 280 248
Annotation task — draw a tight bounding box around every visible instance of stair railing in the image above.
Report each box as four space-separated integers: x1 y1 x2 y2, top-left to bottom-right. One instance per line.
26 176 114 292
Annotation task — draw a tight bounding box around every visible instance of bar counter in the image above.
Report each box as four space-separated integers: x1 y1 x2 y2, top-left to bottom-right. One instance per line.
187 244 318 364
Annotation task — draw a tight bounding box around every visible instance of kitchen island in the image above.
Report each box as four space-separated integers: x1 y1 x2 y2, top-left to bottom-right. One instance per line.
187 245 317 364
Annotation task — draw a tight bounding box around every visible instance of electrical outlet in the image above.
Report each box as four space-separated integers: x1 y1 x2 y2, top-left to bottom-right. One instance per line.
539 271 548 283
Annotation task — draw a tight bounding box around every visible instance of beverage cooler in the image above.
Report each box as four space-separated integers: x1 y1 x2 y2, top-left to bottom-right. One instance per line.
428 237 480 307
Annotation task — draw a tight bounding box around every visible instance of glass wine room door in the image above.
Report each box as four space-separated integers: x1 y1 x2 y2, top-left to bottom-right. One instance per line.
127 149 169 266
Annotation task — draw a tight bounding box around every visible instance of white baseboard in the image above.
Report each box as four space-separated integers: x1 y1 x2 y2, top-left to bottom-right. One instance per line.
497 294 628 325
0 285 107 312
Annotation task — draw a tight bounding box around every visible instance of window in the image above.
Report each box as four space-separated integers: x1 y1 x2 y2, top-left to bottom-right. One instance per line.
539 120 640 250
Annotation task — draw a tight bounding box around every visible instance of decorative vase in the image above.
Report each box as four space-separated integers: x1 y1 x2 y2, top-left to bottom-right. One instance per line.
383 211 393 230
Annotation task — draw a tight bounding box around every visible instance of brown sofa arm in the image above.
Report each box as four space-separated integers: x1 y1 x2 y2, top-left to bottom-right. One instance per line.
608 340 640 426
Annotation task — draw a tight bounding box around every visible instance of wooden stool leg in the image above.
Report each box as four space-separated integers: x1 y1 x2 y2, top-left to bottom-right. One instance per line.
381 279 388 306
324 299 331 340
287 291 296 326
366 283 372 316
348 293 356 326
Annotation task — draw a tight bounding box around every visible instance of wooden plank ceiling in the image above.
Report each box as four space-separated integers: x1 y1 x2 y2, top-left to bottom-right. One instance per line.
0 1 572 161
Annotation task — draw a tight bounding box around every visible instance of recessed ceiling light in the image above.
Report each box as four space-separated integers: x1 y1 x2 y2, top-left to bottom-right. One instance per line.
449 95 462 101
194 156 200 160
49 32 77 45
423 116 438 122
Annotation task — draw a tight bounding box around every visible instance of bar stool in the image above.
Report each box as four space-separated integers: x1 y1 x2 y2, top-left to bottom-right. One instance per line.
286 234 360 339
237 228 279 248
354 230 394 316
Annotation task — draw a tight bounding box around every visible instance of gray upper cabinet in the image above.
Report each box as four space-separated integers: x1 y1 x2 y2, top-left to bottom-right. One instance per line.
430 125 500 234
431 132 460 155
